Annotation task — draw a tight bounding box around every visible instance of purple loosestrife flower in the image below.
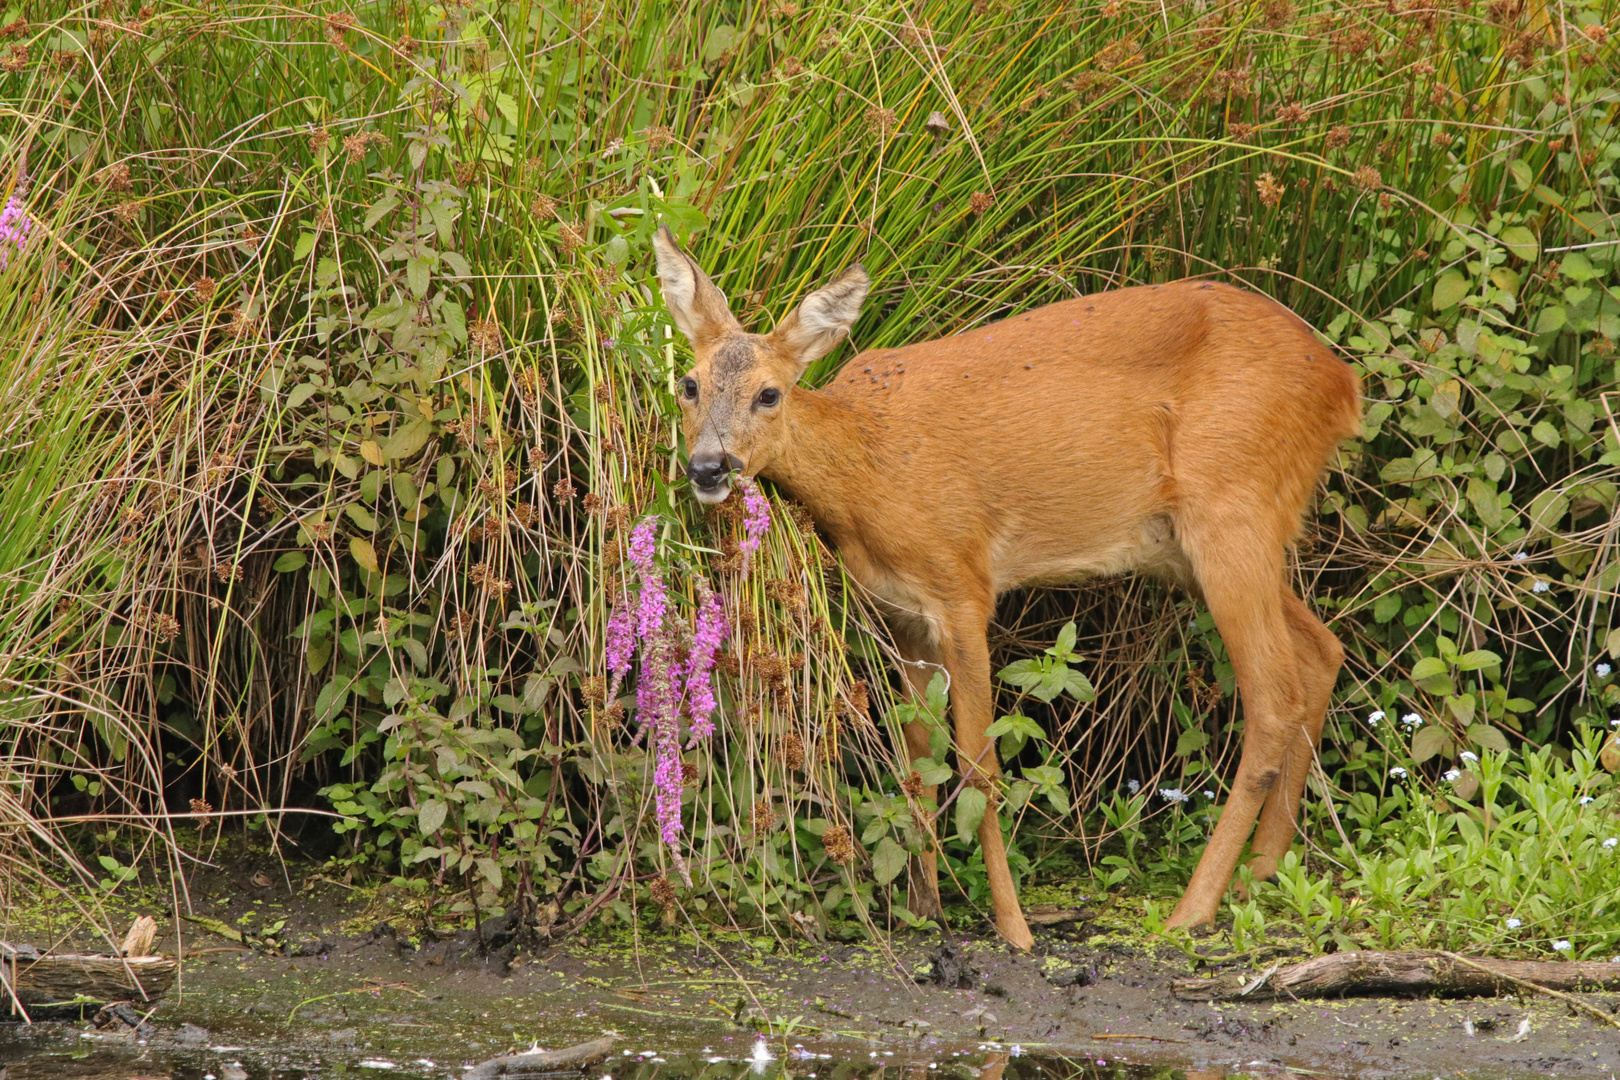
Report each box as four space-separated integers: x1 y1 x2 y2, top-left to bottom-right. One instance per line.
682 584 729 743
739 478 772 571
604 602 634 698
0 195 33 271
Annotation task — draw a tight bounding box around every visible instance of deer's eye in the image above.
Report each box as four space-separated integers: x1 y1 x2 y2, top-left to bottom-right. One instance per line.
680 377 699 401
756 387 781 408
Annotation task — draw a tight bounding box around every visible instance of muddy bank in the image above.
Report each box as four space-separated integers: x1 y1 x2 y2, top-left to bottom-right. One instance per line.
4 872 1618 1079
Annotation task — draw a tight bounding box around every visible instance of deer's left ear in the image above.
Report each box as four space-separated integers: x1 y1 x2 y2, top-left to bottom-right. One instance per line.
769 265 869 373
653 226 741 347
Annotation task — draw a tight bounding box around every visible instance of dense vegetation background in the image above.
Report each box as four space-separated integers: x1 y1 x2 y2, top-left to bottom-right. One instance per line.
0 0 1617 958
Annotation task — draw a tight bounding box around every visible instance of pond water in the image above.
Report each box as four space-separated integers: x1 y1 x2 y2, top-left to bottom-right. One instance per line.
0 1032 1227 1080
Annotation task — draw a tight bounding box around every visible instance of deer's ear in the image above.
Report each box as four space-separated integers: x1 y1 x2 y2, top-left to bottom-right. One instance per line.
769 265 869 372
652 226 739 347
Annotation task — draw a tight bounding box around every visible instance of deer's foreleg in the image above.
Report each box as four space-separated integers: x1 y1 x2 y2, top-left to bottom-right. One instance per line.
940 606 1035 951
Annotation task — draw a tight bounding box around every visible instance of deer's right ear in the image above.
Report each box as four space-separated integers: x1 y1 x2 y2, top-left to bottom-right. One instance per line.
768 264 869 372
653 226 738 347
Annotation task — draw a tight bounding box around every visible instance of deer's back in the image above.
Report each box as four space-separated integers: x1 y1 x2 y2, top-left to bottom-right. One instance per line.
815 279 1359 595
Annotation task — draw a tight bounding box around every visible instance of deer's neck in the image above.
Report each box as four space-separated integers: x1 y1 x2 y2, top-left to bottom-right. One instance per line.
760 388 880 543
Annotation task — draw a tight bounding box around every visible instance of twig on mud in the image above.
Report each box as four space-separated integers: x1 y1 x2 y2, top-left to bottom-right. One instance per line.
286 980 424 1024
1090 1033 1187 1043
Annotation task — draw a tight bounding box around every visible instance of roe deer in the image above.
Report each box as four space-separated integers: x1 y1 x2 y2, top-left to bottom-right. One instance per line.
652 226 1360 949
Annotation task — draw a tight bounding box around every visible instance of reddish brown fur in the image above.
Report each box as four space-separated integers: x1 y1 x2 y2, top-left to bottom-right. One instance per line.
653 228 1360 948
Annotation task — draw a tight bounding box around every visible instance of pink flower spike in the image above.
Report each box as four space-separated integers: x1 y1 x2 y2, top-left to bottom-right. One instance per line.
628 516 659 575
739 478 772 571
682 585 729 743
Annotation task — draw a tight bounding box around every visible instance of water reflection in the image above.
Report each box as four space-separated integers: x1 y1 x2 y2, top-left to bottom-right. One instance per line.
0 1034 1228 1080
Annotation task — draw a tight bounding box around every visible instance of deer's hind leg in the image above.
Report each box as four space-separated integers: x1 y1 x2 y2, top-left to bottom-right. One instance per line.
1244 590 1344 882
1167 517 1308 929
894 624 947 924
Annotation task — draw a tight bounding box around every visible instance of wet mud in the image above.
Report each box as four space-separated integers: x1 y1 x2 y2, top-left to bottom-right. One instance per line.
3 869 1617 1080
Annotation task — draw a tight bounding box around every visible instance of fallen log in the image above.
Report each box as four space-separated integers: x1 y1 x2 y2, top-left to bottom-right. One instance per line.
1173 949 1620 1002
464 1035 618 1080
2 942 177 1012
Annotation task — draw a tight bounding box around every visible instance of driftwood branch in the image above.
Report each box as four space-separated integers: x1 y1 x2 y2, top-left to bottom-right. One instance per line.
1173 950 1620 1007
2 942 177 1011
464 1035 618 1080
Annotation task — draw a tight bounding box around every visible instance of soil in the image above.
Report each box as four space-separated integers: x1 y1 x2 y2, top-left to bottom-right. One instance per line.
3 862 1618 1080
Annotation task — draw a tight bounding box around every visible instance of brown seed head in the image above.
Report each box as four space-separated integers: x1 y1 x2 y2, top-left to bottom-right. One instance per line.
469 317 501 352
1352 165 1383 190
779 732 806 770
326 11 358 51
1255 172 1284 209
901 771 925 798
0 43 26 72
822 824 855 864
1275 101 1309 125
1325 125 1353 149
530 193 558 219
648 876 678 909
968 190 995 215
864 106 899 136
189 798 213 816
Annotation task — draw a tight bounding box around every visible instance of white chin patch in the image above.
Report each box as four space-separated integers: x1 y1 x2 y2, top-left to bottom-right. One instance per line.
692 484 731 505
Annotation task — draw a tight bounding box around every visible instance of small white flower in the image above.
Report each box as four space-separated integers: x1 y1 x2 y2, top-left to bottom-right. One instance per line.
1009 1045 1024 1058
1602 838 1618 851
1506 917 1522 929
1401 712 1423 728
1368 710 1386 724
1160 788 1190 804
1389 766 1408 778
1126 779 1140 794
1611 717 1620 727
1443 768 1461 782
1512 550 1528 561
1580 796 1595 805
1204 790 1216 799
1598 663 1613 677
1553 939 1573 952
1533 581 1551 593
1460 750 1479 762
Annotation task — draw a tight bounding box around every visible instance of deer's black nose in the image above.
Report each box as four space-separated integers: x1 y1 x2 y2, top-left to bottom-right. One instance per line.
688 457 729 489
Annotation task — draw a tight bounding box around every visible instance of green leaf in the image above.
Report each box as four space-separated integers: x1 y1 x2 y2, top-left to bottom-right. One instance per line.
1053 621 1078 657
1175 728 1208 757
1411 725 1452 763
997 658 1045 689
406 255 431 299
349 536 381 575
1410 656 1449 682
1373 592 1402 623
273 551 308 572
911 756 951 786
345 503 378 531
1531 420 1560 447
293 231 317 260
1445 693 1476 725
955 786 988 845
1431 270 1469 311
872 836 907 885
476 857 502 890
363 192 399 232
1466 477 1503 529
1498 226 1538 262
381 418 435 461
418 798 447 835
1467 724 1510 753
1453 649 1501 672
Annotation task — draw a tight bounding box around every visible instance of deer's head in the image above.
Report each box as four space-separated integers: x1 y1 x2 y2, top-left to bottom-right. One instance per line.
652 226 868 504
